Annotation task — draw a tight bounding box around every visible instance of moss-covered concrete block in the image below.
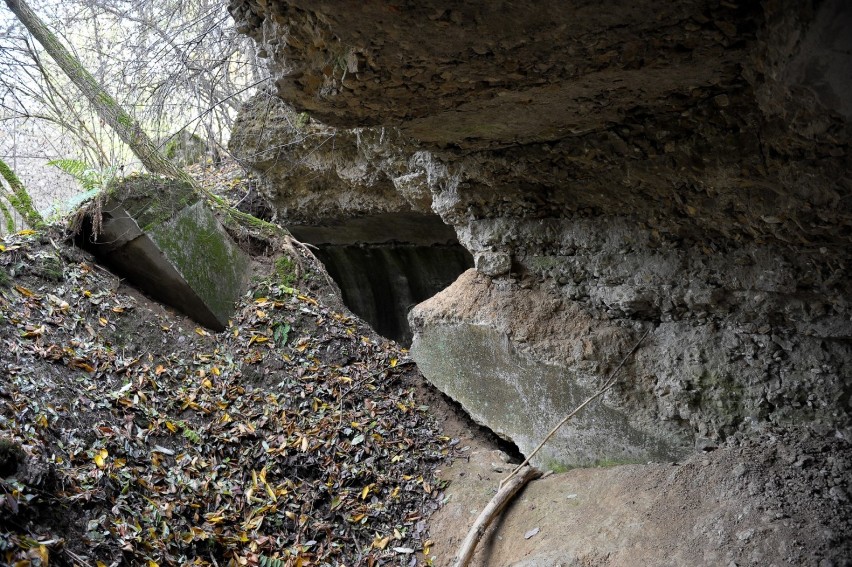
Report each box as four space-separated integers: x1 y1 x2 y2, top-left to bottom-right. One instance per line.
85 176 249 330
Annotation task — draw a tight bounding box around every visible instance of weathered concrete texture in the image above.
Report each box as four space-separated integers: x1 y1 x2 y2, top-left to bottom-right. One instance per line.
412 322 687 468
85 177 249 330
229 0 852 462
411 268 849 467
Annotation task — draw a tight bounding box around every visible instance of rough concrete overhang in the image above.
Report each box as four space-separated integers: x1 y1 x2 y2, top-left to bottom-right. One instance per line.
229 0 852 247
81 178 250 331
228 0 852 465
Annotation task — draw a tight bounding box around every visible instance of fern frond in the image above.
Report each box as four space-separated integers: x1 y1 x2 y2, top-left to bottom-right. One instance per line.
48 159 117 193
47 158 89 180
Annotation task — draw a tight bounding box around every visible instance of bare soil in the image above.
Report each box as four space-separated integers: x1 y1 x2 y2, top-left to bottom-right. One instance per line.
427 425 852 567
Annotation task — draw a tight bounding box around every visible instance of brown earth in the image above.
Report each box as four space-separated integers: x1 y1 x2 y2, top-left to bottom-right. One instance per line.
428 426 851 567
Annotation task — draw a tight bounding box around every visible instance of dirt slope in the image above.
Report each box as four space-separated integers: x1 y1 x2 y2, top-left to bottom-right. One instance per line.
0 227 466 566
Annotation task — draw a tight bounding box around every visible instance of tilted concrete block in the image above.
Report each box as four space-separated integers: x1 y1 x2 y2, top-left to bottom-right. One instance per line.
83 176 249 330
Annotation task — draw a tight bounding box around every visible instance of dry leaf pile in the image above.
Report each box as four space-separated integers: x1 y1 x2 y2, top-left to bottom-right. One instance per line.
0 230 451 566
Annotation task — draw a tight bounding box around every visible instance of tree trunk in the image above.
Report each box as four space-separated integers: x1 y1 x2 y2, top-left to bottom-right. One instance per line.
4 0 193 185
0 157 45 229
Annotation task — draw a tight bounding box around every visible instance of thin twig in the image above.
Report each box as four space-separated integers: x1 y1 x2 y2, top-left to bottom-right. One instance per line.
63 548 96 567
499 328 651 488
453 465 542 567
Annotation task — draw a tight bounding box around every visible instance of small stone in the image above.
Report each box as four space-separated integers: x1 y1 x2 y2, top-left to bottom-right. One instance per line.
475 251 512 276
829 486 848 502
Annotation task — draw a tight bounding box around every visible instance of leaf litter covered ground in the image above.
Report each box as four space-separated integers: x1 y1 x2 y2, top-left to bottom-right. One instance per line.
0 227 459 566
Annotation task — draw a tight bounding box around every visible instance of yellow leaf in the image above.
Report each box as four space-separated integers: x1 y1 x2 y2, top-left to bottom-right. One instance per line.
211 366 221 376
372 534 391 550
165 421 178 433
22 325 46 338
201 378 212 388
248 334 269 345
0 244 5 252
155 364 166 375
16 229 36 235
14 285 35 297
149 561 159 567
111 306 125 313
94 448 108 469
36 545 48 563
36 414 48 428
390 357 398 368
195 327 210 336
99 317 108 327
361 484 373 500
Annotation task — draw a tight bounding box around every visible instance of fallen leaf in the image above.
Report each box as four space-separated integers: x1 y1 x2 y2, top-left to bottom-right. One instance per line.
94 448 108 469
524 527 540 539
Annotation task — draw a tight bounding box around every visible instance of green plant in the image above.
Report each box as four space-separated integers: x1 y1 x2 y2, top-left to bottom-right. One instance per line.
48 158 118 192
275 256 296 287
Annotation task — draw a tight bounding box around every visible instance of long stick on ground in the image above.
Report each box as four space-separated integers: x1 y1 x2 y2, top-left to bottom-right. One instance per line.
499 328 651 489
453 465 542 567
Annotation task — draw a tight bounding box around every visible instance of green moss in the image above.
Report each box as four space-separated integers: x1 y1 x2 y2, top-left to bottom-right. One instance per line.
108 175 198 230
149 202 249 324
163 138 179 159
0 157 45 229
591 457 647 468
543 460 572 474
34 255 64 282
0 267 9 287
275 256 297 287
117 114 133 129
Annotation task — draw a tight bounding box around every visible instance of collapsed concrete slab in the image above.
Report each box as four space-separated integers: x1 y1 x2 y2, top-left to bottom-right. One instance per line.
81 176 249 330
410 269 692 468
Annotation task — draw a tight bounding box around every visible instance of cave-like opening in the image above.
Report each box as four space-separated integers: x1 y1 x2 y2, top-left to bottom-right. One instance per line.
289 212 473 345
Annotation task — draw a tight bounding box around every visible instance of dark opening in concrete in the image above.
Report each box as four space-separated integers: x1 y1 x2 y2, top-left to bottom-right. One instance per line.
289 212 473 345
